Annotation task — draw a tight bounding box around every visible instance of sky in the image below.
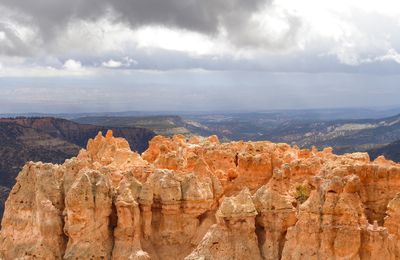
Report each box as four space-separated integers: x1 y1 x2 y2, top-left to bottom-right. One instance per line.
1 0 400 113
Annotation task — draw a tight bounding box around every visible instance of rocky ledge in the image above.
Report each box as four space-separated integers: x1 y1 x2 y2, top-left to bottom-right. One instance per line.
1 131 400 259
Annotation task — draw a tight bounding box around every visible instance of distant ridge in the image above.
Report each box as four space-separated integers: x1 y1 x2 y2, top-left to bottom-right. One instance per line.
74 115 213 137
0 117 155 153
368 140 400 162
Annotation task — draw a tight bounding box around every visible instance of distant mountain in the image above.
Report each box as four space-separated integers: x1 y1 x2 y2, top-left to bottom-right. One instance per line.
74 113 400 155
258 113 400 154
0 117 155 219
74 115 213 137
183 112 400 155
3 106 400 121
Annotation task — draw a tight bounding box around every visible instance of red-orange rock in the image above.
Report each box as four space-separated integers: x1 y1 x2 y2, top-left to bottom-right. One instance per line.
1 133 400 259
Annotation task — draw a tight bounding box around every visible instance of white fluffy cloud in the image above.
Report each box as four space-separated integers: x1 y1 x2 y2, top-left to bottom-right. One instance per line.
62 59 83 71
102 59 122 68
377 49 400 64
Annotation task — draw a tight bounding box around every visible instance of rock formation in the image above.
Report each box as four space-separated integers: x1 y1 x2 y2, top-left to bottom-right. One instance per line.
0 117 155 221
186 188 262 260
1 132 400 259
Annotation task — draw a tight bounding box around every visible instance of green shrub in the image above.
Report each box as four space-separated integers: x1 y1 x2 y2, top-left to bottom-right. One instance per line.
296 185 310 204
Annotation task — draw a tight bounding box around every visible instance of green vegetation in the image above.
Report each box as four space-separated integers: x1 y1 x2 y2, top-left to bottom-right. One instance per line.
296 184 310 204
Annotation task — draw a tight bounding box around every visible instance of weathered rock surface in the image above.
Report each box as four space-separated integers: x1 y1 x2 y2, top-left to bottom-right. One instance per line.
186 188 262 260
1 132 400 259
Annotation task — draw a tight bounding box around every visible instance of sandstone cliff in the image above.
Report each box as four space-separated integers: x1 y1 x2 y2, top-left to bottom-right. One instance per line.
1 132 400 259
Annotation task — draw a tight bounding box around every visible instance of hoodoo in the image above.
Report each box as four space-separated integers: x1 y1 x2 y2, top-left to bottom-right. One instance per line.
1 131 400 259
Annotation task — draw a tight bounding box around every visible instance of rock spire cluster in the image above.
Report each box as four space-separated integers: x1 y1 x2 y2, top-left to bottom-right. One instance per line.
1 131 400 259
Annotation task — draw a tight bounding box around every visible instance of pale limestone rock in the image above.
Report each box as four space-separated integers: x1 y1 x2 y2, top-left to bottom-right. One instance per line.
63 170 113 259
253 172 297 260
282 174 368 260
360 223 396 260
112 185 147 260
0 162 65 259
186 189 262 260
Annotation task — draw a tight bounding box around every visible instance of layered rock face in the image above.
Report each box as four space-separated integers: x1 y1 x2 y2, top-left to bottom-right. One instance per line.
1 132 400 259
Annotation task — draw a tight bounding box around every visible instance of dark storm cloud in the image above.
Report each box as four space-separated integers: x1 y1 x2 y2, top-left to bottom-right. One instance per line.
1 0 269 39
0 22 33 56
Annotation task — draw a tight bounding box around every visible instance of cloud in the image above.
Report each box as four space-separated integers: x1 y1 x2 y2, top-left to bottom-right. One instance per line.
3 0 400 112
101 57 137 68
1 0 400 75
102 59 122 68
123 57 138 66
377 49 400 64
0 22 35 56
0 0 271 42
62 59 83 71
0 0 306 58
